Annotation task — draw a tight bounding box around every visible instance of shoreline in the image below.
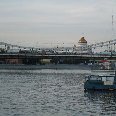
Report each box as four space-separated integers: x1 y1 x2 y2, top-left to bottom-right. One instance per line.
0 64 91 70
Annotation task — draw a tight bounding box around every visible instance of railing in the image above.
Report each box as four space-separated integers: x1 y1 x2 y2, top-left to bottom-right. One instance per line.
85 75 115 81
0 53 115 58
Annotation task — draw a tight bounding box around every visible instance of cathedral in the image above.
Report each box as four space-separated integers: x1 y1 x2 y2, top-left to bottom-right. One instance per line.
73 37 92 54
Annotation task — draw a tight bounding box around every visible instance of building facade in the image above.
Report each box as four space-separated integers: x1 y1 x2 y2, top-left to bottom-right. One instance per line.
73 37 92 54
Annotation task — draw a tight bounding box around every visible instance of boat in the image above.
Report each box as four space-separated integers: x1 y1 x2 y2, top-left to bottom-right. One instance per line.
91 59 115 71
84 60 116 90
84 71 116 90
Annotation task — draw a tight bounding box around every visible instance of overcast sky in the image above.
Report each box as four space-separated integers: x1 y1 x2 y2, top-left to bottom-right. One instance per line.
0 0 116 47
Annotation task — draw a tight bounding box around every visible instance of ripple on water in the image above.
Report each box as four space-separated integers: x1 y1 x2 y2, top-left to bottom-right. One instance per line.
0 69 116 116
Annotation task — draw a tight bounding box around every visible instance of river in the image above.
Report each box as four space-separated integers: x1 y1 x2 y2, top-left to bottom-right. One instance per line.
0 68 116 116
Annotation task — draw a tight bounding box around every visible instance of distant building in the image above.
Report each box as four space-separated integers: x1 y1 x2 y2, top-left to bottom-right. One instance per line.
78 36 87 46
73 37 92 54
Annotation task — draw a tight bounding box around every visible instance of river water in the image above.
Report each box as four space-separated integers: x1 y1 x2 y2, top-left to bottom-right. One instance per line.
0 69 116 116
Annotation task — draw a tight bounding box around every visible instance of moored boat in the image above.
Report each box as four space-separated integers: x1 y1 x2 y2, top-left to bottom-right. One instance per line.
84 72 116 90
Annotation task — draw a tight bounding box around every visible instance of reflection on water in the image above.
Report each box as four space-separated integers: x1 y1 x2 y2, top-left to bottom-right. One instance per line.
84 91 116 115
0 69 116 116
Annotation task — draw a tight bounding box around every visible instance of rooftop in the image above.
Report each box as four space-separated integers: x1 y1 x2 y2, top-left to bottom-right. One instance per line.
78 37 87 43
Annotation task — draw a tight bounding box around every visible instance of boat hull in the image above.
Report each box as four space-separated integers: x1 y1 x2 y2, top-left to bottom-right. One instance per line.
84 81 116 90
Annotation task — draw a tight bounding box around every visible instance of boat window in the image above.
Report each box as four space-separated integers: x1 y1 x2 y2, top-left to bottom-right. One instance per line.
90 75 101 80
106 77 114 81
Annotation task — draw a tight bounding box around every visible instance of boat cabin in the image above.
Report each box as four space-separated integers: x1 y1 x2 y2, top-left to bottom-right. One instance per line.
85 75 114 85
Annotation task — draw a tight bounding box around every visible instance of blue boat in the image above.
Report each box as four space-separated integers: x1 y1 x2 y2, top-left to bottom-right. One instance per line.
84 71 116 90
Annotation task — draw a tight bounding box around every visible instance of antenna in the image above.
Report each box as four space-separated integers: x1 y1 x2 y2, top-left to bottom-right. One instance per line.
112 15 114 36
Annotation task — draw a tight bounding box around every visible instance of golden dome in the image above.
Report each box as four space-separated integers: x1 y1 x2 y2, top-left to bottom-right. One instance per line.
78 37 87 43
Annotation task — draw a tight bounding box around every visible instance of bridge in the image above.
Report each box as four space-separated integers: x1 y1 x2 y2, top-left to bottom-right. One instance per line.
0 38 116 52
0 39 116 64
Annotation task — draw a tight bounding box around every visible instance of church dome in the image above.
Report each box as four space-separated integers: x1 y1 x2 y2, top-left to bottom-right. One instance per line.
78 37 87 43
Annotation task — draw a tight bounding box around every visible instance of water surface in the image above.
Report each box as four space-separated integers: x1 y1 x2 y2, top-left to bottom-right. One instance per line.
0 69 116 116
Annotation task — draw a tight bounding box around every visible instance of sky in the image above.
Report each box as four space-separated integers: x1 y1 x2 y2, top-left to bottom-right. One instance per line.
0 0 116 47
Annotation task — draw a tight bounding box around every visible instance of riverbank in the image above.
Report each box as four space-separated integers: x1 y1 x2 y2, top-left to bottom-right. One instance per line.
0 64 91 70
